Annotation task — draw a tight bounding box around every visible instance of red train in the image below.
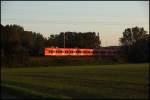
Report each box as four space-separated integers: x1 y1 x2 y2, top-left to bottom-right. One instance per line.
44 47 119 57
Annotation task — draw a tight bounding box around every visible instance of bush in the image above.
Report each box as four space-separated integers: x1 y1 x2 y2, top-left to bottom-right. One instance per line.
28 56 118 67
1 46 30 67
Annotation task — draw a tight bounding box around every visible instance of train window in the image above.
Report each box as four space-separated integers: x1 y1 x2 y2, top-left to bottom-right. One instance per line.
70 51 73 53
86 51 90 53
76 51 81 53
100 51 105 54
94 51 98 53
57 50 62 53
49 50 53 53
83 51 87 53
65 51 69 53
100 51 102 53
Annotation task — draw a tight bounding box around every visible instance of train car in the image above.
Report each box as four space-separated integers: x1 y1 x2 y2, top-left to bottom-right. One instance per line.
44 48 93 56
93 47 118 57
44 47 119 57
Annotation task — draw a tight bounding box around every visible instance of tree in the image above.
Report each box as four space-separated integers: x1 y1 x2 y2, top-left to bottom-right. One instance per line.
1 23 102 67
31 32 47 56
120 26 148 46
1 24 48 67
47 32 101 48
1 24 31 67
120 26 149 62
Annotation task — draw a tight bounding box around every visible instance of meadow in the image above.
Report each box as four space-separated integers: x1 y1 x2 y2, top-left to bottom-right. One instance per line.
1 63 149 99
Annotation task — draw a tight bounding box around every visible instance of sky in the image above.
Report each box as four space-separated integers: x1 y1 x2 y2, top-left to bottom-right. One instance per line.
1 1 149 47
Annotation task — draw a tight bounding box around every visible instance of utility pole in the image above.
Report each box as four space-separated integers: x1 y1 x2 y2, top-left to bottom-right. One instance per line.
97 32 100 39
64 32 65 48
97 32 100 48
131 28 135 44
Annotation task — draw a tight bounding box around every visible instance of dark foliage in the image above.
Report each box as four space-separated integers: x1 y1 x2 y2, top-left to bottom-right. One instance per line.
1 24 148 67
1 24 47 67
120 26 149 62
47 31 101 48
1 24 101 67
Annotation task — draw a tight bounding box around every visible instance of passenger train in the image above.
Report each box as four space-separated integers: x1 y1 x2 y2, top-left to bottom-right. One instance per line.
44 47 119 57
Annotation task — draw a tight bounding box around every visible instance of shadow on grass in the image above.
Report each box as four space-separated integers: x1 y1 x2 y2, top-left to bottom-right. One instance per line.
1 84 69 100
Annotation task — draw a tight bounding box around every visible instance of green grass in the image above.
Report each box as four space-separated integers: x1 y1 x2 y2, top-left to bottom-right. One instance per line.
1 63 149 99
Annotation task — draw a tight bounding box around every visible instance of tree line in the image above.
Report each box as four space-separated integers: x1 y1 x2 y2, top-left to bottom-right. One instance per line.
1 24 149 67
120 26 149 63
1 24 101 67
48 32 101 48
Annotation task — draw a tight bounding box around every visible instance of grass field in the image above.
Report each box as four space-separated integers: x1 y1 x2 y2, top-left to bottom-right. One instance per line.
1 63 149 99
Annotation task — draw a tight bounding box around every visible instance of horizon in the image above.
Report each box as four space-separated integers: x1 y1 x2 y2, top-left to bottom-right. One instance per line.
1 1 149 47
